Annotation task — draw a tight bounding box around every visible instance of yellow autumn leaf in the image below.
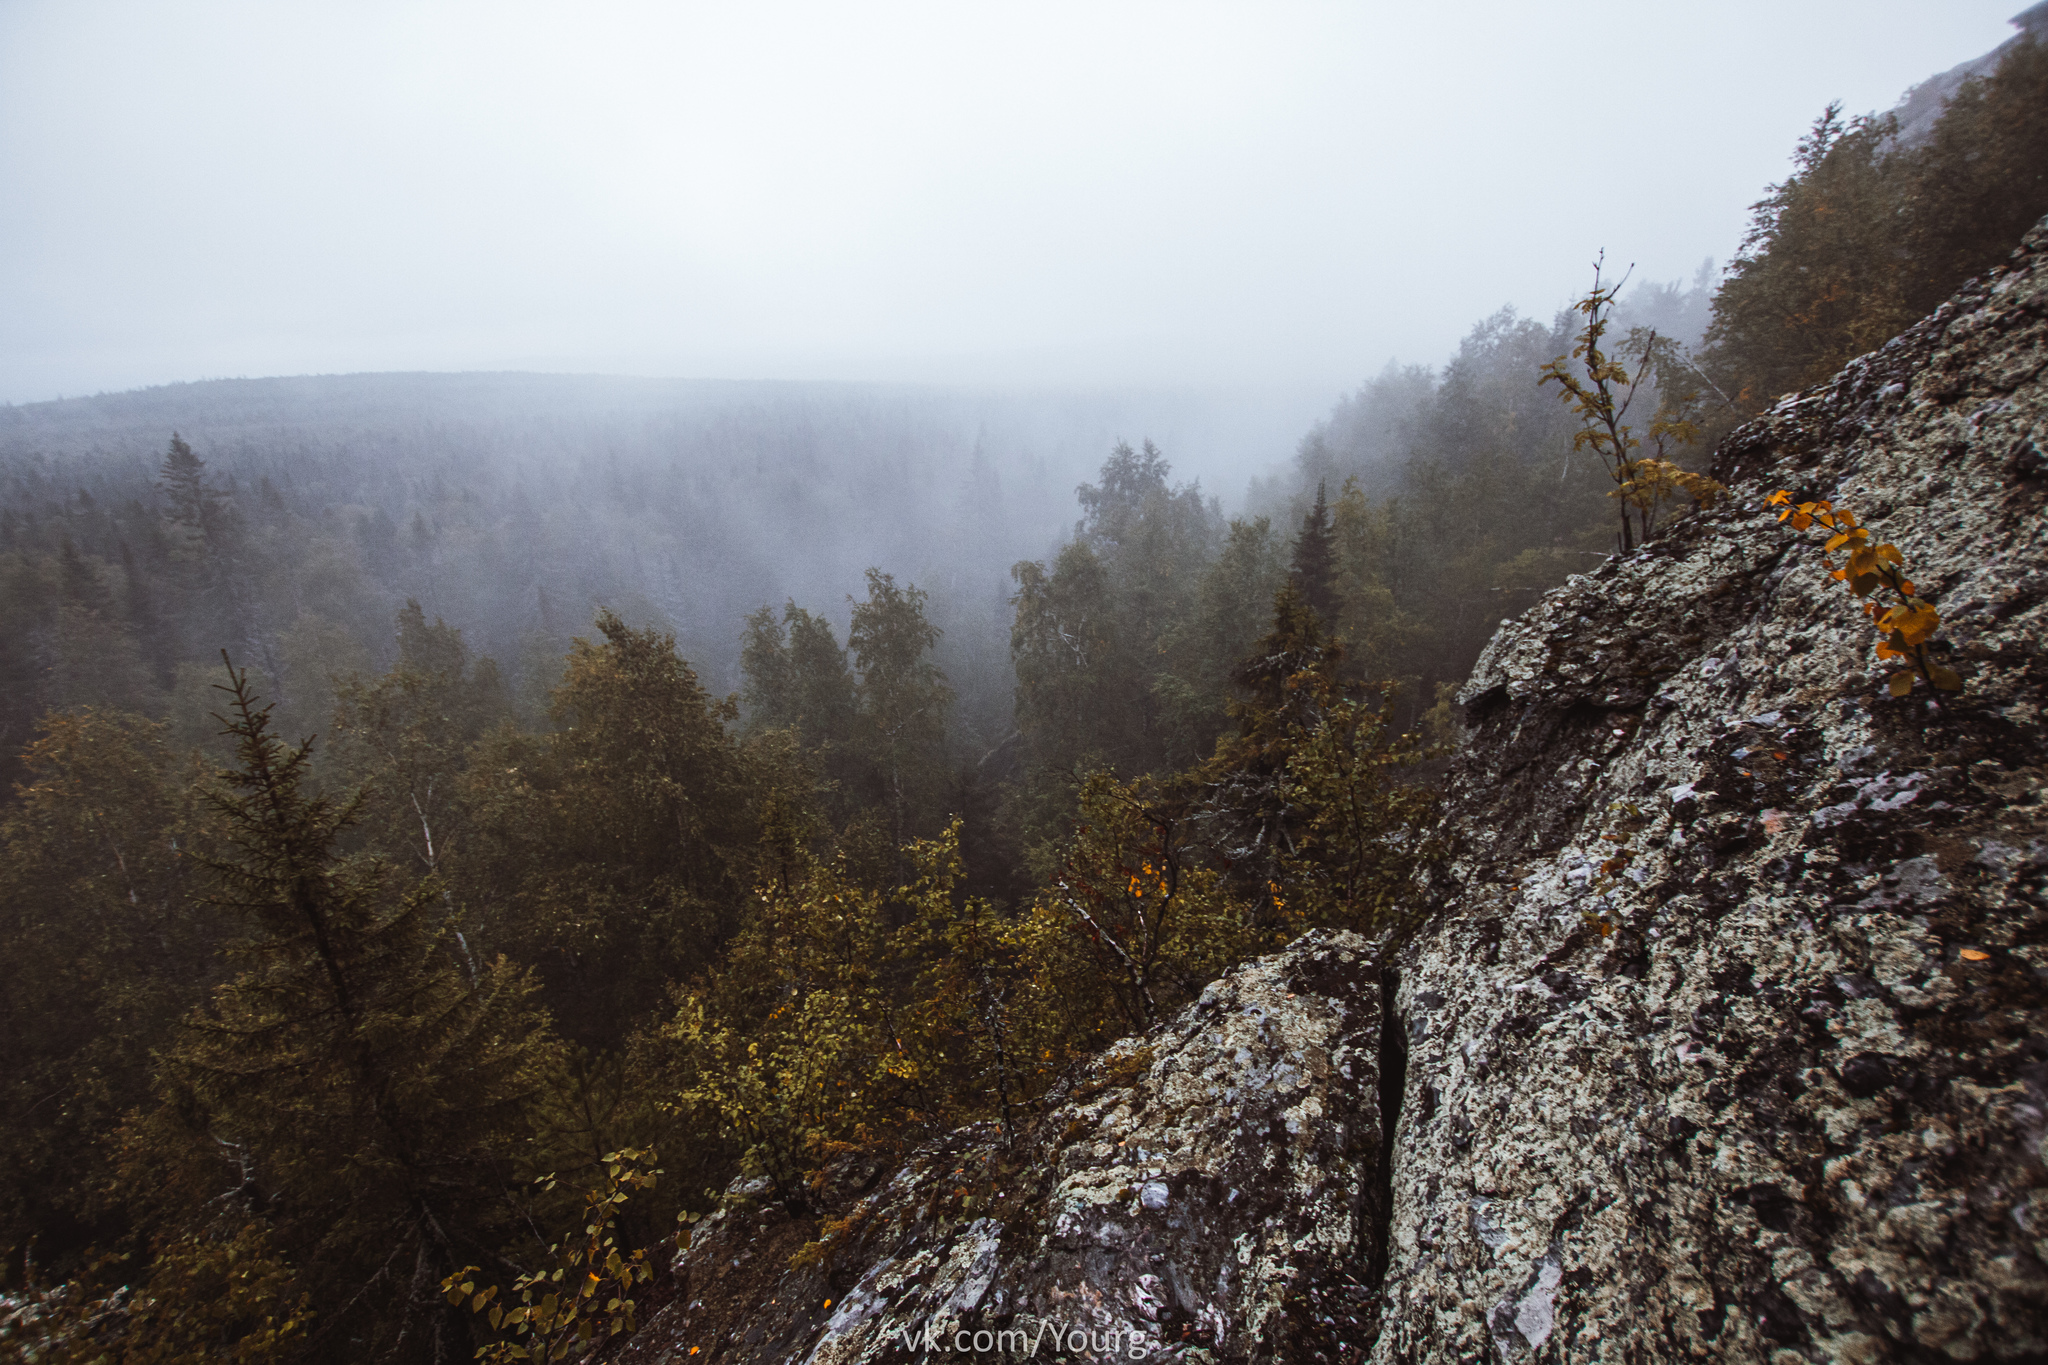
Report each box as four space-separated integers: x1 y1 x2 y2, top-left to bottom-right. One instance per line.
1893 602 1940 645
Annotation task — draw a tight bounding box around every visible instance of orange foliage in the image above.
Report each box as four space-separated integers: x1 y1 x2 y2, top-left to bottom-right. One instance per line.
1768 490 1960 696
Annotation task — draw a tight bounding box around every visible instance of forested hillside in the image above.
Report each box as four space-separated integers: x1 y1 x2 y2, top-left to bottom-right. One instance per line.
0 374 1308 770
4 25 2046 1365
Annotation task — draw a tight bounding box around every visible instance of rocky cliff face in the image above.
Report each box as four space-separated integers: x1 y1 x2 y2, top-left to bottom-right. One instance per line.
624 222 2048 1363
1379 218 2048 1363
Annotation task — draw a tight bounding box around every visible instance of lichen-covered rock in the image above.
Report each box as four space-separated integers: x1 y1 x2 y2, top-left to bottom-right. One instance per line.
619 930 1385 1363
1378 219 2048 1363
619 220 2048 1365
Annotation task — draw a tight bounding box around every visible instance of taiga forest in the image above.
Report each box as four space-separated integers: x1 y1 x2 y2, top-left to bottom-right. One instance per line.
3 5 2046 1361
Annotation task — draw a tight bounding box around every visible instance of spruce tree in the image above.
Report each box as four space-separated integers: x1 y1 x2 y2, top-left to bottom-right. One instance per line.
155 434 224 551
153 659 554 1363
153 433 257 670
461 612 755 1048
1290 481 1339 626
1183 582 1438 943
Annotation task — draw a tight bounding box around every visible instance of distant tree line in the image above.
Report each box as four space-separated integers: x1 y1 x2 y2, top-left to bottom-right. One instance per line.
1701 33 2048 409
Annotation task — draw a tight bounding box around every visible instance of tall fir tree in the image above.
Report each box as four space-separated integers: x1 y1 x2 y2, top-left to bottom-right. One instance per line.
1290 481 1338 626
461 612 756 1047
144 660 554 1364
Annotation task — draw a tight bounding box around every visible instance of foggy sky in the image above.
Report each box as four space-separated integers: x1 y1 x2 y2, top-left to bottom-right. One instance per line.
0 1 2027 407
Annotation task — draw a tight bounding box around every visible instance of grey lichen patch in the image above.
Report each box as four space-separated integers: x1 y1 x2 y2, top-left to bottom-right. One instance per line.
1379 217 2048 1363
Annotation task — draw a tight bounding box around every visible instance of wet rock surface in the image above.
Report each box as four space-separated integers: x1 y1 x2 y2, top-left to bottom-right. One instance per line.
619 931 1385 1363
623 221 2048 1363
1382 220 2048 1363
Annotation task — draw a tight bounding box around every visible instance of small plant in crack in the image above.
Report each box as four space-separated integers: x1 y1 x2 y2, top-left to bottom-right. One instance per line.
1768 490 1960 696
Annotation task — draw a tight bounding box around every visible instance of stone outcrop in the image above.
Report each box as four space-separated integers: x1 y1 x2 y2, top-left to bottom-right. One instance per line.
619 931 1388 1362
624 222 2048 1363
1377 220 2048 1363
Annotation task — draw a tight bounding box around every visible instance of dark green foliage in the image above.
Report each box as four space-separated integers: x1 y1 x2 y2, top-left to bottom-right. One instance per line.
1701 104 1913 406
154 437 262 674
1152 515 1289 752
462 612 757 1049
138 661 555 1363
0 710 205 1270
1009 442 1224 840
1010 541 1118 777
741 601 859 753
1290 483 1338 624
1187 579 1442 938
1904 37 2048 301
742 575 954 845
1704 37 2048 410
1252 307 1626 729
849 570 954 841
332 601 510 880
1007 578 1442 1069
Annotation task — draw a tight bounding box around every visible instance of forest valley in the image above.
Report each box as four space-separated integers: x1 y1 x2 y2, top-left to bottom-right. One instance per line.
2 33 2045 1365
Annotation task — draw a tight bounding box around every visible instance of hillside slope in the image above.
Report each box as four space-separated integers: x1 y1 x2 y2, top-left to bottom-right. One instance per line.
1893 1 2048 141
617 220 2048 1364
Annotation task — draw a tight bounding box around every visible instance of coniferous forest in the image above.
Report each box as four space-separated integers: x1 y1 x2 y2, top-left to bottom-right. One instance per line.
3 27 2046 1365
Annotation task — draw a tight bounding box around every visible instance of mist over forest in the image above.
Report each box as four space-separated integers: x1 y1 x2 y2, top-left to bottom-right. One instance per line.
0 374 1320 747
0 266 1709 773
3 2 2045 1361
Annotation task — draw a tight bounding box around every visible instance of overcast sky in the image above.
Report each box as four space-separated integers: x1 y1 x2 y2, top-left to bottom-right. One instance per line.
0 0 2027 407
